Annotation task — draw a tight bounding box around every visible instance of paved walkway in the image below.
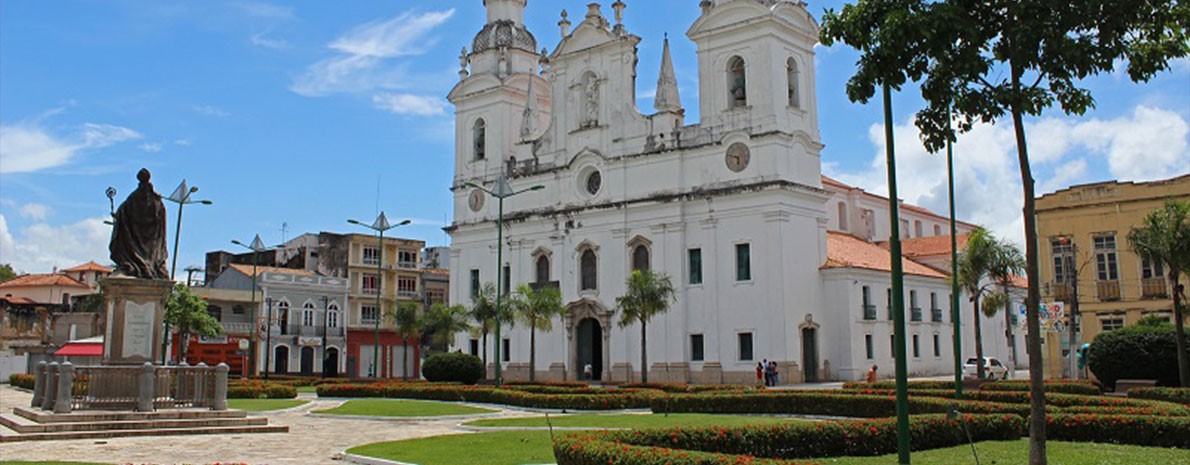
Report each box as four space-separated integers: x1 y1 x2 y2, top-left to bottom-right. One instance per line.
0 386 533 465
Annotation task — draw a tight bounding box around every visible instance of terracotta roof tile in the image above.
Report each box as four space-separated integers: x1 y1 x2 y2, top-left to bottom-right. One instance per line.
0 296 39 305
62 261 114 273
820 175 978 228
890 233 971 258
421 268 450 276
227 263 315 278
0 274 90 289
823 231 948 279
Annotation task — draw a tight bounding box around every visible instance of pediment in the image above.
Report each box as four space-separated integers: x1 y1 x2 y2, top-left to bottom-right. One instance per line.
687 1 772 39
447 74 504 103
552 20 619 57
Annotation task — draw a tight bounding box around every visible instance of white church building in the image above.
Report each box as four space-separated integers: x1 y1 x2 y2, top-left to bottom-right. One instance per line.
447 0 1018 383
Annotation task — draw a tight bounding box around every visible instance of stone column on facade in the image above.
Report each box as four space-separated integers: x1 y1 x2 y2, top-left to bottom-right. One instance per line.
102 277 174 365
601 320 612 382
54 362 73 414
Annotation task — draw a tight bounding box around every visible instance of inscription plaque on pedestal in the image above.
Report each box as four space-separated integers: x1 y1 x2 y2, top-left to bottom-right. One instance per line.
102 277 172 365
122 301 156 360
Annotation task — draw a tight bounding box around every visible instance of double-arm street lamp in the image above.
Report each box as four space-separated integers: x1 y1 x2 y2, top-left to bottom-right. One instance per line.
466 173 544 386
162 180 212 364
232 234 271 378
348 212 411 379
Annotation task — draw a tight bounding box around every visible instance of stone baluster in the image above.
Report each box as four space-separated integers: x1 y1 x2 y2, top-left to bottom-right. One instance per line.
212 363 229 411
41 362 58 411
54 362 73 414
31 361 46 408
137 362 155 412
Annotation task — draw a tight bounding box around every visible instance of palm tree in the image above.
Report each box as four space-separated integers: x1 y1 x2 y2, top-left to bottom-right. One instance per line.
424 303 472 350
956 228 1002 379
615 270 677 384
985 237 1026 370
469 282 514 371
393 301 421 380
510 283 564 382
1128 199 1190 387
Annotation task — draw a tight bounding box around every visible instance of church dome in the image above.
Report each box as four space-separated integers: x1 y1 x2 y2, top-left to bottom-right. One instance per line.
472 20 537 54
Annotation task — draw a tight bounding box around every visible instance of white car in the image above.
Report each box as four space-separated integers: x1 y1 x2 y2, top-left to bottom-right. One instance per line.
964 357 1010 380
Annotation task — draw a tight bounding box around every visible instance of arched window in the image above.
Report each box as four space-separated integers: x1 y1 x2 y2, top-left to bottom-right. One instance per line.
473 119 487 160
837 202 849 231
632 244 650 271
787 58 801 108
277 301 290 333
580 249 598 291
535 255 550 284
302 301 316 327
727 56 747 108
328 303 340 328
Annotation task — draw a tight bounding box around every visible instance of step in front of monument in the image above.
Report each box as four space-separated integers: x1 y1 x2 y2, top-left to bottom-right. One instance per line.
0 423 289 442
1 413 269 433
12 406 246 423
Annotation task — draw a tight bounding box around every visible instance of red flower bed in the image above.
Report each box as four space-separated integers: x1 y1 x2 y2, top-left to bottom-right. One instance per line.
650 391 1030 418
315 382 659 410
1046 414 1190 448
8 373 34 390
1129 387 1190 405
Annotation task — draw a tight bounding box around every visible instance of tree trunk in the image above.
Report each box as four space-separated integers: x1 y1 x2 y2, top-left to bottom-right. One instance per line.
482 331 488 371
529 320 537 383
1172 271 1189 386
640 320 648 384
179 330 189 364
402 339 409 380
1011 84 1047 465
974 297 985 379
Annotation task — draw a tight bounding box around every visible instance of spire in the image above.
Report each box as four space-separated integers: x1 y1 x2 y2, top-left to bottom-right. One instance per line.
654 35 682 113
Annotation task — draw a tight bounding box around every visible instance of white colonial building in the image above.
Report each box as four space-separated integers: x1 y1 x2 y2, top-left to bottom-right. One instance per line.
447 0 1017 383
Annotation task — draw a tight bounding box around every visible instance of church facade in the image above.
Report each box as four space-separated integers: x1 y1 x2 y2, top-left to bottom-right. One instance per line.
447 0 1016 384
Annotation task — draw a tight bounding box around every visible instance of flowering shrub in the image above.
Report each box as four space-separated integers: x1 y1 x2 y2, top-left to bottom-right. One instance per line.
553 414 1024 464
1129 387 1190 405
842 380 954 390
649 391 1030 417
1046 414 1190 448
316 382 660 410
981 379 1101 395
8 373 34 389
227 380 298 399
503 379 590 389
620 382 754 393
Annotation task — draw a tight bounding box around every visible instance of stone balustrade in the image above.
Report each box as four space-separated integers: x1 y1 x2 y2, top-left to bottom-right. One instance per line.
30 361 229 414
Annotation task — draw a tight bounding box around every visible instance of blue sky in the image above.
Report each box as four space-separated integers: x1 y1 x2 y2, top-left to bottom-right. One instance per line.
1 0 1187 275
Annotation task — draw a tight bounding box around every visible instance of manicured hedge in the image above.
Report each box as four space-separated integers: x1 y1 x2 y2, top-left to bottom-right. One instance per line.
227 380 298 399
981 379 1101 396
554 414 1024 464
780 388 1189 416
316 382 659 410
650 391 1030 417
502 385 605 395
1047 414 1190 448
620 382 753 393
1129 387 1190 405
422 352 484 385
503 380 590 389
842 380 955 390
8 373 34 389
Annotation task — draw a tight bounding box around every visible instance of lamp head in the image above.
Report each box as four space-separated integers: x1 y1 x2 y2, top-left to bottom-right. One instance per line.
398 219 412 226
529 185 545 191
199 200 213 205
189 186 199 193
465 181 481 189
231 240 246 247
347 219 363 226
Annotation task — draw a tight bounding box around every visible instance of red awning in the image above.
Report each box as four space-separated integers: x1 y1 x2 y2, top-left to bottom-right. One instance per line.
54 343 103 357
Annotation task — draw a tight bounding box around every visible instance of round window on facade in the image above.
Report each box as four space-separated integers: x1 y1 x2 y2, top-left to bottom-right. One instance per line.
585 170 602 196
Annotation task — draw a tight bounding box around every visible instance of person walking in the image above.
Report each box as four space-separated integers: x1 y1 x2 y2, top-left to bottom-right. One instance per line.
764 360 775 387
755 362 764 386
866 364 879 383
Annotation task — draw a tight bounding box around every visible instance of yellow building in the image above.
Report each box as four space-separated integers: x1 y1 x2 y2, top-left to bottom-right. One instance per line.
1036 174 1190 378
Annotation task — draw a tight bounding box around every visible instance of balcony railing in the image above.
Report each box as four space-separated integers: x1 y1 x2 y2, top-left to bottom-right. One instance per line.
931 308 943 322
1050 281 1073 302
1097 280 1121 301
862 304 877 321
361 288 379 296
221 322 253 335
397 260 417 269
910 307 922 322
398 290 418 298
1141 277 1168 299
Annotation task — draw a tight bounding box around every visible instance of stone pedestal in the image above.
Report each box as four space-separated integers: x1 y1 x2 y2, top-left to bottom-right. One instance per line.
102 277 173 365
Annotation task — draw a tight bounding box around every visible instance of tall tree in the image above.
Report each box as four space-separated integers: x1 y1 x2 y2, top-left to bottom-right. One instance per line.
469 282 513 371
615 270 676 384
393 301 422 380
1128 199 1190 386
510 283 564 382
822 2 1188 461
956 228 999 379
0 264 16 282
986 237 1027 370
165 284 221 363
424 303 473 350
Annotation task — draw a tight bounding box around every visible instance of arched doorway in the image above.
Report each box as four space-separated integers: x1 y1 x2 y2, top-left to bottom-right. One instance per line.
325 347 340 377
576 318 603 381
274 346 289 374
300 346 315 376
802 327 819 382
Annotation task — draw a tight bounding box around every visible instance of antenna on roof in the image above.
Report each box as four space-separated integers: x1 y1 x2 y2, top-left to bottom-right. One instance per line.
280 222 290 244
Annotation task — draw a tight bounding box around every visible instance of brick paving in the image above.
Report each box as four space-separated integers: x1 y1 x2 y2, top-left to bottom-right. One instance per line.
0 385 528 465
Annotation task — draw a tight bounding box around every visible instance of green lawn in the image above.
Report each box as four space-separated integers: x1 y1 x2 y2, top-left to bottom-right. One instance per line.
296 385 317 393
227 398 309 412
312 399 498 417
348 433 1190 465
465 412 803 429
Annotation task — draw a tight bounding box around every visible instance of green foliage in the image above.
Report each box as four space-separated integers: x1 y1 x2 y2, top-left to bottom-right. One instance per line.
165 284 221 338
0 263 16 282
651 391 1030 417
1088 323 1182 390
1128 199 1190 385
423 303 472 349
615 269 676 384
1046 414 1190 448
980 379 1102 396
315 381 658 410
393 301 421 340
74 292 105 313
1129 387 1190 405
509 283 564 382
8 373 35 389
312 398 496 417
226 380 298 399
421 352 484 385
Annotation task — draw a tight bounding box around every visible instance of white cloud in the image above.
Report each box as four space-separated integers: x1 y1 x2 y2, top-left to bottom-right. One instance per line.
829 104 1190 247
17 204 50 221
0 122 141 174
174 138 192 146
371 93 447 116
193 105 230 117
140 142 164 153
0 213 111 274
290 9 455 97
250 31 287 50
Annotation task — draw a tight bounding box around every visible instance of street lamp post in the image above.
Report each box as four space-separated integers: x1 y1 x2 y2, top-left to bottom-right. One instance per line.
321 295 330 379
232 235 269 378
466 173 544 386
264 297 274 379
162 180 212 364
946 124 963 399
882 84 911 464
349 213 411 379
